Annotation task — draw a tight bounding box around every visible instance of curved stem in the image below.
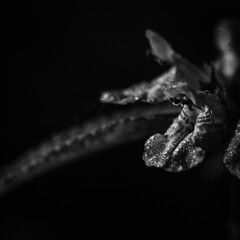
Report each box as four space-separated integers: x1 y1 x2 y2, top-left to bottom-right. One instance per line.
1 102 178 195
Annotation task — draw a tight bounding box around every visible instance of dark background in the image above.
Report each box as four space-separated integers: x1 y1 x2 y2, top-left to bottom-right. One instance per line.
4 0 240 239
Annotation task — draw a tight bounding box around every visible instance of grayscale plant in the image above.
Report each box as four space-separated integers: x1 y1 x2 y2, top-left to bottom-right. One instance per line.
1 20 239 195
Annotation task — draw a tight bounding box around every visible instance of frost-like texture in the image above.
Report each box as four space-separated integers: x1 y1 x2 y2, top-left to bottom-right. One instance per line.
143 104 212 172
100 30 211 106
0 103 177 194
100 67 177 104
224 120 240 179
2 24 240 196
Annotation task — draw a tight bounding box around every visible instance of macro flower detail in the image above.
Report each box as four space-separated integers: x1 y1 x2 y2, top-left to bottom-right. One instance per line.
101 22 240 177
1 20 239 196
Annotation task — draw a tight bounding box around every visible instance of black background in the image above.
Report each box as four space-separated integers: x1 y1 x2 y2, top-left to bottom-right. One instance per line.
4 0 240 239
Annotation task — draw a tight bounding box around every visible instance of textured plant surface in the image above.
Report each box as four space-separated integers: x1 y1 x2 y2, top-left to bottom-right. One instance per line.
101 22 240 176
1 20 240 195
